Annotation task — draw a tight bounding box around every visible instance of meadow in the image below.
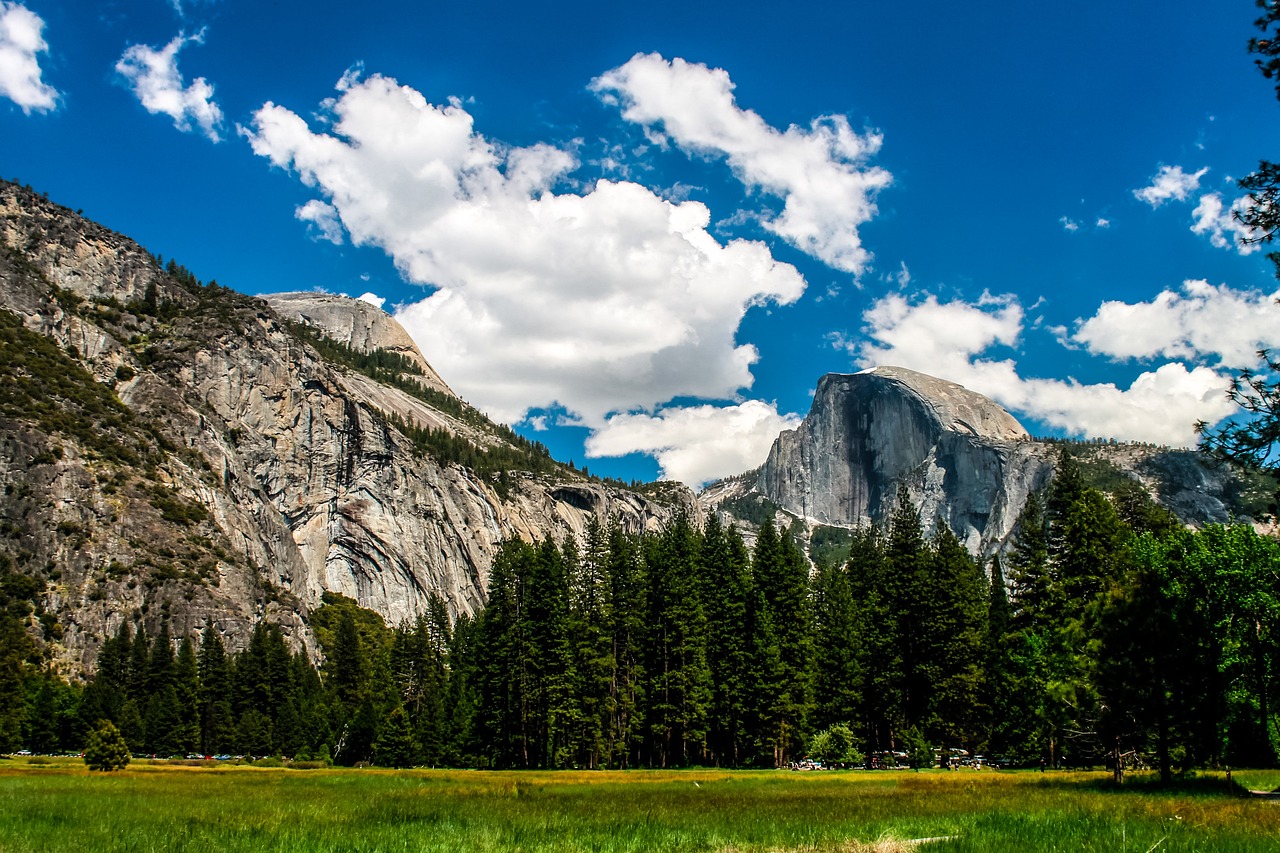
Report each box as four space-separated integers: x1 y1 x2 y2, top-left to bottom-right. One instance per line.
1 759 1278 852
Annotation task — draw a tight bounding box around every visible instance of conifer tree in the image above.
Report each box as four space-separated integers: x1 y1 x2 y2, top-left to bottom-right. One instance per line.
845 524 897 756
644 513 711 767
197 622 232 754
810 552 861 737
173 636 200 753
84 720 130 771
923 522 989 749
604 522 647 768
373 705 419 768
567 519 614 768
884 485 930 738
699 514 755 766
751 519 814 765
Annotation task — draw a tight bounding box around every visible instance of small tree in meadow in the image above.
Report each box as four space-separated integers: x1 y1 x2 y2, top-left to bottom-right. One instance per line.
84 720 131 772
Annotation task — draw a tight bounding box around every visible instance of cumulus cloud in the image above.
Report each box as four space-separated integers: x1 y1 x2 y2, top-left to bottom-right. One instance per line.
296 199 344 244
1134 165 1208 207
1060 216 1080 232
1073 279 1280 368
585 401 800 486
116 30 223 141
0 2 58 113
1190 193 1262 255
592 53 891 275
848 291 1236 446
356 292 385 310
242 70 806 435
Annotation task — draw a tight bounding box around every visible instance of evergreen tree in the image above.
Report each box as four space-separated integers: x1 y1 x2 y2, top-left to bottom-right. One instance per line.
373 705 419 768
884 486 930 740
197 622 233 754
751 519 814 765
810 552 861 737
604 522 647 768
1007 492 1052 628
84 720 130 771
567 520 614 768
923 522 989 750
146 623 174 696
172 636 200 753
699 514 755 766
845 524 898 757
644 513 711 767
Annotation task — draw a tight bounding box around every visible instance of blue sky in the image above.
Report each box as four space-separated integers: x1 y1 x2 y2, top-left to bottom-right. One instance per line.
4 0 1280 486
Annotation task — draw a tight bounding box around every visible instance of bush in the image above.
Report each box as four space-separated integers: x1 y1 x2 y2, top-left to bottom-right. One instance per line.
84 721 130 772
809 723 864 767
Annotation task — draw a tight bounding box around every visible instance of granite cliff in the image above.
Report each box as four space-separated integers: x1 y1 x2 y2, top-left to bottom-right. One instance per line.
0 182 692 675
703 367 1265 556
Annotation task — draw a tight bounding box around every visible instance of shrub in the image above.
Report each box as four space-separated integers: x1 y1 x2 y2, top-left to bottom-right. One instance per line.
84 721 130 772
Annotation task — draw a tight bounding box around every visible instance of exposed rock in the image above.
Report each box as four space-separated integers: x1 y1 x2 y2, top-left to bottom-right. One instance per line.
708 366 1265 556
264 291 456 399
0 181 694 676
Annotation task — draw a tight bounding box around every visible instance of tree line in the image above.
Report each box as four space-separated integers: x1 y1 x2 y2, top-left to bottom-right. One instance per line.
2 450 1278 776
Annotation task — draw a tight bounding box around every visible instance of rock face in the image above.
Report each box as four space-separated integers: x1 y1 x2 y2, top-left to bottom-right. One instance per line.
713 366 1263 555
264 292 456 398
0 182 693 675
752 368 1048 551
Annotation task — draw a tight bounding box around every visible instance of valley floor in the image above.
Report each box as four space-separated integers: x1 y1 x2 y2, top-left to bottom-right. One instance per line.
1 759 1278 851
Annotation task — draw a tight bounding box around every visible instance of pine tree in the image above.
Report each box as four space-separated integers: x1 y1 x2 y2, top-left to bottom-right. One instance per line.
810 553 861 737
884 485 930 738
751 520 814 765
84 720 130 771
197 622 232 754
644 513 711 767
699 514 755 766
1007 492 1052 627
923 522 989 749
604 522 647 768
567 519 615 768
373 705 419 768
173 636 200 754
845 524 898 757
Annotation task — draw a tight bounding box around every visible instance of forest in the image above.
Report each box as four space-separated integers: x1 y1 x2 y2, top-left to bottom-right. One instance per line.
1 448 1278 780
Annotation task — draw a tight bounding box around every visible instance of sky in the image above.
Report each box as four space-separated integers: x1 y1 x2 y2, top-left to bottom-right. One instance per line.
4 0 1280 488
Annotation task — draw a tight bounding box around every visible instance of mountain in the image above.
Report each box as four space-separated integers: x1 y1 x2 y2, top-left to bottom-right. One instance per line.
702 366 1268 556
0 181 692 675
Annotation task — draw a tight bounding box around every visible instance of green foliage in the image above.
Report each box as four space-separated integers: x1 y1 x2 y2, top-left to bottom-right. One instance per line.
83 720 130 771
0 309 159 466
808 524 854 570
717 493 782 528
807 722 862 766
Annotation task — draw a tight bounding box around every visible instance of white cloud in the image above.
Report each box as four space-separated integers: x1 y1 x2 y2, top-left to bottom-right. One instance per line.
1096 217 1111 228
1073 279 1280 368
849 291 1236 446
0 2 58 113
296 199 344 244
1134 165 1208 207
115 30 223 141
1190 193 1263 255
1060 216 1080 232
591 53 891 275
585 401 801 486
243 70 806 432
356 291 385 310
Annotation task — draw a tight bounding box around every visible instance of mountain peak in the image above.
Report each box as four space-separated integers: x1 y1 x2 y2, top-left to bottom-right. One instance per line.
851 366 1028 442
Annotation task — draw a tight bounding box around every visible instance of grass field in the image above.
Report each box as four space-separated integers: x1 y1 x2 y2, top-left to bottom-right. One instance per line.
1 758 1278 852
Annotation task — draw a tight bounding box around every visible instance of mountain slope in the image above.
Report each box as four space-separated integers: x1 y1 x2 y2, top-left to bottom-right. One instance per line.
703 366 1268 556
0 181 691 674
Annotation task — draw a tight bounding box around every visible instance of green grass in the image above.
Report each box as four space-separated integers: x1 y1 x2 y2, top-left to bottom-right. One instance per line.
0 761 1278 852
